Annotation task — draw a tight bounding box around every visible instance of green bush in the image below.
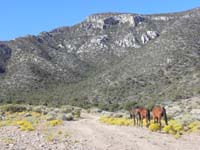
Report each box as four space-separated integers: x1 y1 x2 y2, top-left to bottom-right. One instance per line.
123 101 137 111
61 106 73 113
98 102 109 111
73 109 81 118
33 105 48 115
108 103 120 112
0 104 27 113
65 113 74 121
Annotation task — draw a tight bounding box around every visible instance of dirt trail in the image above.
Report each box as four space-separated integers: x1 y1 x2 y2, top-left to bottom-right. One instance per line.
65 113 200 150
0 113 200 150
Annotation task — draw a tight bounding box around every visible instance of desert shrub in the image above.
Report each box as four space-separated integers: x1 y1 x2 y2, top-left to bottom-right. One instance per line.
48 119 63 126
174 133 181 139
73 109 81 118
89 108 102 113
33 105 48 114
30 112 41 118
0 120 13 127
46 112 57 121
108 103 120 112
45 133 55 142
65 113 74 121
168 120 184 134
61 105 73 113
99 116 133 126
145 101 156 111
2 137 15 144
0 104 27 113
188 121 200 132
98 102 109 111
148 123 160 132
176 113 195 125
57 113 73 121
57 130 62 135
163 125 173 134
16 120 35 131
123 101 137 111
53 108 60 113
112 113 123 118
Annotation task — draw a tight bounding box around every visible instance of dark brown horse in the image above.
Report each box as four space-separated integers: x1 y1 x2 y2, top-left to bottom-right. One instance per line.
152 106 168 126
130 107 150 127
130 107 141 127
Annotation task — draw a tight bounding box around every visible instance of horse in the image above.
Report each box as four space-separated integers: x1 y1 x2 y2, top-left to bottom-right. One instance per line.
152 106 168 127
130 107 150 127
130 107 141 127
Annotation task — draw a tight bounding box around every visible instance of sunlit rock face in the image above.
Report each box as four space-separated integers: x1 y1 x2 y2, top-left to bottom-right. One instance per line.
141 31 160 44
86 14 146 29
115 33 141 48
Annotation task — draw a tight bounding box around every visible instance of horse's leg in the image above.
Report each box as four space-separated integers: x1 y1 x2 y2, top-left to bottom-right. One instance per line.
158 116 162 130
136 118 138 127
135 117 137 127
133 116 136 126
142 116 145 127
146 117 149 127
153 116 156 123
156 117 158 123
140 117 143 127
138 118 140 127
137 116 141 127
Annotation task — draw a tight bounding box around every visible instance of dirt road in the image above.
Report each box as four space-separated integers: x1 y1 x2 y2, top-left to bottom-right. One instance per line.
0 113 200 150
65 113 200 150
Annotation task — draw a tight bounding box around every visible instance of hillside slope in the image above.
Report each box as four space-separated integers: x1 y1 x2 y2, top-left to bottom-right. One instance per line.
0 8 199 106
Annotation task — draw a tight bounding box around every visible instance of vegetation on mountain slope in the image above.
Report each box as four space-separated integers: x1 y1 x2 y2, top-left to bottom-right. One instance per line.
0 8 199 107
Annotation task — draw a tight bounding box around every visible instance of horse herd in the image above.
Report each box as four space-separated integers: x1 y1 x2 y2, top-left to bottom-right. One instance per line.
129 106 168 127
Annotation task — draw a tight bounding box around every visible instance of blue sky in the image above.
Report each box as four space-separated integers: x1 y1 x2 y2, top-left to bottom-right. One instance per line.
1 0 200 40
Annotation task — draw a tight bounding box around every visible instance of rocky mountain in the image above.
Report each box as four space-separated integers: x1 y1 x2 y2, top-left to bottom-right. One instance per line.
0 8 199 107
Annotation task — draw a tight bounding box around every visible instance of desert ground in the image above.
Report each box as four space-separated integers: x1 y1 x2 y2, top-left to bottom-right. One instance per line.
0 113 200 150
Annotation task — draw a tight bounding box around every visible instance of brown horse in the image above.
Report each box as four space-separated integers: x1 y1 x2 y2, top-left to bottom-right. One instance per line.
130 107 150 127
130 107 141 127
152 106 168 127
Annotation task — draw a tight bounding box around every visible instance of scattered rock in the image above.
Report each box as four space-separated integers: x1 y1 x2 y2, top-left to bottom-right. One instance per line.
65 113 74 121
46 112 57 121
58 113 69 121
24 113 32 117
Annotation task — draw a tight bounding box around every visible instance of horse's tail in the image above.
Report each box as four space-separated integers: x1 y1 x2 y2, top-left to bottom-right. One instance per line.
163 107 168 125
129 111 132 119
146 109 151 122
129 107 134 119
137 112 142 126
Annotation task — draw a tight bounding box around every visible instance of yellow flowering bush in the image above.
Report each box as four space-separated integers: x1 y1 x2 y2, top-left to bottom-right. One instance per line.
168 120 183 132
99 116 200 139
188 121 200 132
49 119 63 126
163 125 172 134
31 112 42 117
16 120 35 131
45 133 55 142
0 120 14 127
99 116 133 126
148 123 160 132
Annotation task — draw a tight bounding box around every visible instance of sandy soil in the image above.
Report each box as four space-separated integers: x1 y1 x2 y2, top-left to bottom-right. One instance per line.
0 113 200 150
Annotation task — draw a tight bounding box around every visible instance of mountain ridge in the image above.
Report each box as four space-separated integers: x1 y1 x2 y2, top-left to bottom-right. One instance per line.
0 8 199 107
